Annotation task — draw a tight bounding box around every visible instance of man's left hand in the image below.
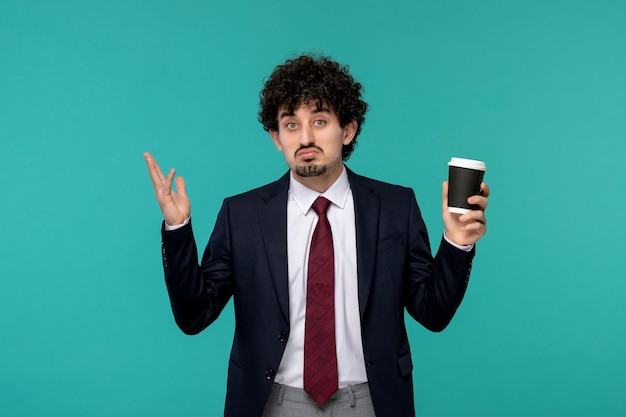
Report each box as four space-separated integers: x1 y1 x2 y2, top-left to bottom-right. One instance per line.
442 181 490 246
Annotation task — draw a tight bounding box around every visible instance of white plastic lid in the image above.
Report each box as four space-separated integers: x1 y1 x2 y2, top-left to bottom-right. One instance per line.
448 157 486 171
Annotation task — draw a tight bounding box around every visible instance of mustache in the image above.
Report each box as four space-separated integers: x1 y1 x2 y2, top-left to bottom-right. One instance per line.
294 145 323 158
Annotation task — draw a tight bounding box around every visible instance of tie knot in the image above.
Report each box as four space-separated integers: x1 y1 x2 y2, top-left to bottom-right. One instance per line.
311 196 331 216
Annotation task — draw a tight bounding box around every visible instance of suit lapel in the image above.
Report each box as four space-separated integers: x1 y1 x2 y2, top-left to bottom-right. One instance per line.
257 169 380 323
258 172 291 324
347 169 380 319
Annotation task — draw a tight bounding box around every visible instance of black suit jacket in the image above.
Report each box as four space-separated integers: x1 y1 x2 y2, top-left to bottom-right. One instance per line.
161 168 474 417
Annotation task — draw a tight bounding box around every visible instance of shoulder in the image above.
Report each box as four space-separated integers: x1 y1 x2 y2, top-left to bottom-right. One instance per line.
346 167 415 198
224 171 290 205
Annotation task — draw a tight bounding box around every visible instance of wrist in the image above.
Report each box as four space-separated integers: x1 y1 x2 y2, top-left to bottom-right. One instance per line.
443 230 474 252
164 216 191 231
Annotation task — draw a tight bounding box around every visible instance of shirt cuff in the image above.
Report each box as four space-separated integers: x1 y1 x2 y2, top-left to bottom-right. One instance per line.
164 216 190 231
443 232 474 252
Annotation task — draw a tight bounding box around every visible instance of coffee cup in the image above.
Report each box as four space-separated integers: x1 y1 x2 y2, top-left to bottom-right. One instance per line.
447 157 486 214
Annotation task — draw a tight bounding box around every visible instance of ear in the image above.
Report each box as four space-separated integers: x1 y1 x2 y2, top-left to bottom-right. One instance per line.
342 120 358 145
269 130 283 151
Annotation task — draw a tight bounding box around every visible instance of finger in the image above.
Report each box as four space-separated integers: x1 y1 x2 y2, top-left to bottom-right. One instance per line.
467 195 489 210
459 210 486 225
468 182 490 209
480 182 490 198
175 176 187 197
144 152 167 188
165 168 176 188
441 181 449 211
460 221 487 235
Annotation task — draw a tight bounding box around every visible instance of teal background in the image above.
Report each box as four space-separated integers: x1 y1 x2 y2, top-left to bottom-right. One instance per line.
1 1 625 416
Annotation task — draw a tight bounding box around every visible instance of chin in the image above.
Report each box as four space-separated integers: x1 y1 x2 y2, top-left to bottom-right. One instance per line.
295 164 327 177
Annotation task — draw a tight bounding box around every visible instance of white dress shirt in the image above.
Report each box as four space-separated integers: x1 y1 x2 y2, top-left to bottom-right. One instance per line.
274 166 368 388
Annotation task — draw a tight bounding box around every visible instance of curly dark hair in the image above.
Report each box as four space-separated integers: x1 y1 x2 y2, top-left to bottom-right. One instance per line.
258 54 368 160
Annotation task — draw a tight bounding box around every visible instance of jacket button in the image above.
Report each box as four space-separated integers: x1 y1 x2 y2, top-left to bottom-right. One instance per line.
278 332 288 342
265 369 275 380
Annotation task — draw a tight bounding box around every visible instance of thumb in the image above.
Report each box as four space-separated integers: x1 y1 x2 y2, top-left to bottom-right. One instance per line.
441 181 449 211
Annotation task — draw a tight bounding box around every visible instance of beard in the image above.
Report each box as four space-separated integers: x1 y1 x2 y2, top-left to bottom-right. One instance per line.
295 164 327 177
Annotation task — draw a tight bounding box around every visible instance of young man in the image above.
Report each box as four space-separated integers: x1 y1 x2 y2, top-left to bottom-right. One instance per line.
145 54 489 417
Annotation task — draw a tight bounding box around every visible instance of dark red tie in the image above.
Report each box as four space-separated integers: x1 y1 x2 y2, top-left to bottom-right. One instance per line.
304 197 338 406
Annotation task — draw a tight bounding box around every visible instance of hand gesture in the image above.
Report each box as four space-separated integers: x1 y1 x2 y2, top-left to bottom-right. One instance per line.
442 181 490 246
144 152 190 226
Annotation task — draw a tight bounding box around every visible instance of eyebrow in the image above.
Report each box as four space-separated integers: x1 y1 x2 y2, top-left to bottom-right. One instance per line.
278 110 294 120
278 105 332 120
312 105 331 114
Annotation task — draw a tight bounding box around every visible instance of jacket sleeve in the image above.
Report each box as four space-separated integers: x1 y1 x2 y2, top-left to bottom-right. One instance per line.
403 189 475 332
161 200 233 335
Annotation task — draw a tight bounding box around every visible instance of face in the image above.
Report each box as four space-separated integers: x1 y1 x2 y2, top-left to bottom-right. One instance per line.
269 101 357 189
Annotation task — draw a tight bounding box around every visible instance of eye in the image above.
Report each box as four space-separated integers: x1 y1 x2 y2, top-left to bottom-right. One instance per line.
285 122 297 129
313 119 326 126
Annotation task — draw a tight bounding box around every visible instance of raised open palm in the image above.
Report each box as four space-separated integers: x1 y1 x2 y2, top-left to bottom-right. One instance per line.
144 152 190 226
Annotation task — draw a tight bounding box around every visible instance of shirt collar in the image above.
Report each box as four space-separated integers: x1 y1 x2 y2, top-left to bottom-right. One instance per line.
288 166 350 214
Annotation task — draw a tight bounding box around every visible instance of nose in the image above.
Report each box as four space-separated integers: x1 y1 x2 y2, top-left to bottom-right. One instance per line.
299 125 315 147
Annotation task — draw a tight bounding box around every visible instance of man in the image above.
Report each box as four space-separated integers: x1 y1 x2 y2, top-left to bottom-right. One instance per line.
145 54 489 417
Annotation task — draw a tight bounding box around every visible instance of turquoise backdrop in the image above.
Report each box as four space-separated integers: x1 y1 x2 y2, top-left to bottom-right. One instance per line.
1 1 625 416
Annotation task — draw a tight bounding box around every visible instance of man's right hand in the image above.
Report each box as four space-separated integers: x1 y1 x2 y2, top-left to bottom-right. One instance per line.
144 152 191 226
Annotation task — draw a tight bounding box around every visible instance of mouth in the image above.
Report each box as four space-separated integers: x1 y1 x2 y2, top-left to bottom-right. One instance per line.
296 147 321 161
